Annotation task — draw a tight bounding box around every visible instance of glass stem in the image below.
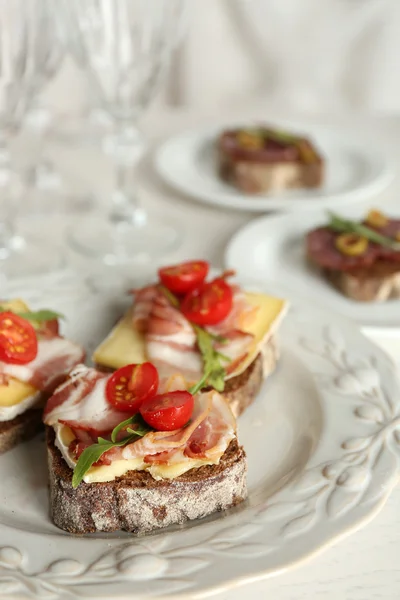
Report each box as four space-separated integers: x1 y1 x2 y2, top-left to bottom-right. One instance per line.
0 130 11 187
107 124 146 227
0 126 19 260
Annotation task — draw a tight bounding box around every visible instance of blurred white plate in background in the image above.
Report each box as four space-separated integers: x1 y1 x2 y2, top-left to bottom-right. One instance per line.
155 122 393 212
225 206 400 335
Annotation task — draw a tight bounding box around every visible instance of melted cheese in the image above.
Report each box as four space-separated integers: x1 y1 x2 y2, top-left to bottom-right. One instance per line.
225 292 287 379
0 298 30 313
0 379 38 406
56 424 221 484
0 299 41 410
93 292 287 379
93 308 145 370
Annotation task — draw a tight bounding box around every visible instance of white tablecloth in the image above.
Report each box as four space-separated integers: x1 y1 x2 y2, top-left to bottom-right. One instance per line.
20 103 400 599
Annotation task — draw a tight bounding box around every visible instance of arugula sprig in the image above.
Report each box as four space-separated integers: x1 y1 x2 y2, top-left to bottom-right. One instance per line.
72 415 151 488
189 325 230 395
328 212 400 251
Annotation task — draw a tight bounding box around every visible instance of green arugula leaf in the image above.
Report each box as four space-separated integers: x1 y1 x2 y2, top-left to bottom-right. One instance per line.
159 286 180 307
17 309 64 323
111 415 138 443
189 325 231 395
72 440 117 488
72 416 150 488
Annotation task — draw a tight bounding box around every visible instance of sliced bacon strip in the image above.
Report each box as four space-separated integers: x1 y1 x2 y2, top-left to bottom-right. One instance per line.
44 365 132 432
213 329 254 374
131 283 256 381
209 288 258 333
144 291 201 378
0 337 85 392
44 365 102 419
50 365 237 472
131 285 160 333
122 390 236 464
121 392 214 459
185 393 236 459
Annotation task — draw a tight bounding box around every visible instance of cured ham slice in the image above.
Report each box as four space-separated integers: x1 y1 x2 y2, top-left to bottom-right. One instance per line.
131 285 160 333
122 390 236 464
144 290 202 379
131 282 257 381
213 330 254 375
44 365 132 432
121 391 214 459
0 337 85 391
48 364 236 472
209 287 258 334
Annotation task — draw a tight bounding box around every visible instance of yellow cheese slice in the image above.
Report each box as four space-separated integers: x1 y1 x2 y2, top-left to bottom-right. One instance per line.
93 308 146 370
0 379 38 406
93 292 287 378
0 299 40 406
227 292 287 378
83 457 216 483
0 298 30 313
59 424 217 483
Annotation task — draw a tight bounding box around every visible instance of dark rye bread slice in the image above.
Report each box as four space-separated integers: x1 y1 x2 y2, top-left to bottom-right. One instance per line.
46 427 247 535
96 336 279 419
0 407 43 455
323 261 400 302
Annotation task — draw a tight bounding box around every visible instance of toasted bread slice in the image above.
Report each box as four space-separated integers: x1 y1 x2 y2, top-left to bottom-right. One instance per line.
323 261 400 302
46 427 247 535
0 407 43 455
219 152 324 194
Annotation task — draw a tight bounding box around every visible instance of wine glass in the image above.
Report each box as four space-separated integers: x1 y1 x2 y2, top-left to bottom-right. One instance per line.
0 0 64 279
23 1 92 216
60 0 186 265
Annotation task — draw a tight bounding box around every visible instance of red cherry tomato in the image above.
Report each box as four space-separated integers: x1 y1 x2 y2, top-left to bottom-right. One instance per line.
0 312 38 365
140 390 194 431
158 260 209 294
180 278 233 326
106 362 159 412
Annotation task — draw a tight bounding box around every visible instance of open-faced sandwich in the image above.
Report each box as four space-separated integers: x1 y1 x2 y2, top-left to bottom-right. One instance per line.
218 125 324 194
0 299 85 454
44 363 247 534
93 261 287 417
307 210 400 302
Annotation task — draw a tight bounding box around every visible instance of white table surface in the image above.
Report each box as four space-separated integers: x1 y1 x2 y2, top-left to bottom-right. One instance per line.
13 103 400 599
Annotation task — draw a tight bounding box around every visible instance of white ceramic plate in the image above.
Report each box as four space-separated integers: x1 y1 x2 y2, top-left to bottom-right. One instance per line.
154 122 393 212
0 278 399 600
225 207 400 336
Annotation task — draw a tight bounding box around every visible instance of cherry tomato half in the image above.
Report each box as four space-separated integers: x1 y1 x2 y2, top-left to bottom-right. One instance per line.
180 278 233 326
158 260 209 295
140 390 194 431
0 312 38 365
106 362 159 413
